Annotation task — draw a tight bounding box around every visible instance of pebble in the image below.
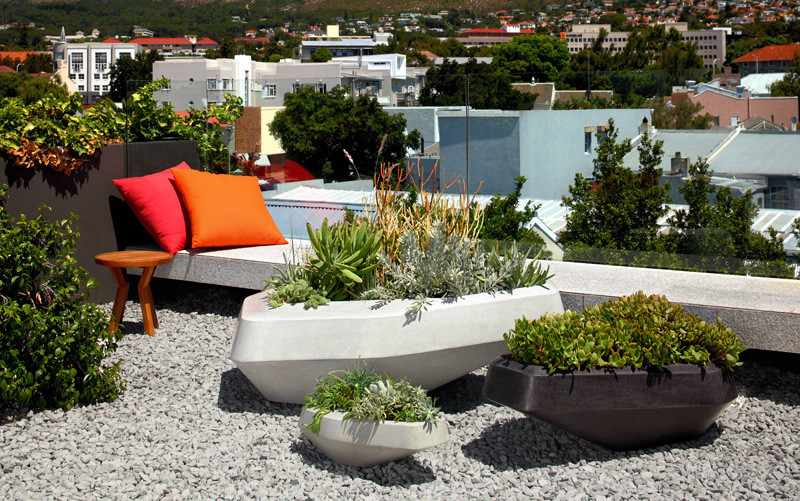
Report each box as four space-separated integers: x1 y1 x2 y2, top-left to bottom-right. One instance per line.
0 282 798 499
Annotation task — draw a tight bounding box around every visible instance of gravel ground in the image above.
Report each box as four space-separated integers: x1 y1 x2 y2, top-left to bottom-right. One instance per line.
1 282 799 500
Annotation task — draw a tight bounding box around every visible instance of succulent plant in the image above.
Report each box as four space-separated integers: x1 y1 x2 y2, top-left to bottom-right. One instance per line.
505 291 745 373
302 365 440 435
305 219 382 301
363 221 551 313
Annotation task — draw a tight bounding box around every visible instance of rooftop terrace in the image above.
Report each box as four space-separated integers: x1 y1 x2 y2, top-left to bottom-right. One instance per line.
1 282 798 499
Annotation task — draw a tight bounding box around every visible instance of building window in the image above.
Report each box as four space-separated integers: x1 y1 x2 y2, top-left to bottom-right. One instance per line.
714 116 720 126
78 85 85 91
94 73 101 79
70 53 83 73
731 116 739 126
207 79 217 90
584 130 592 153
768 179 791 209
93 85 100 91
263 84 276 97
102 85 109 92
95 52 108 72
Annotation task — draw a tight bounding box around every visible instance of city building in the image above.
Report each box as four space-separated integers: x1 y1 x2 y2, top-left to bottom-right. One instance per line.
52 34 142 103
152 55 342 111
564 23 726 69
152 54 425 111
456 24 538 47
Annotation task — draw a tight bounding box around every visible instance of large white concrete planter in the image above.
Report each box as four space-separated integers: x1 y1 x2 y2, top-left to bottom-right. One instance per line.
230 285 564 404
299 408 449 467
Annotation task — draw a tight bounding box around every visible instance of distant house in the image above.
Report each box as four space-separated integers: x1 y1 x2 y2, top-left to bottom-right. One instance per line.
733 44 800 77
129 36 218 56
667 82 798 129
623 129 800 210
299 26 377 61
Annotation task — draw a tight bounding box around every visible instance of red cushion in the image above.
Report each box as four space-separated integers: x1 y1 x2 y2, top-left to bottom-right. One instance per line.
171 169 287 248
113 163 191 254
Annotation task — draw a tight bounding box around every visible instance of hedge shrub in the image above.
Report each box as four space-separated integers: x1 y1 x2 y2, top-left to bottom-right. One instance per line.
0 185 124 410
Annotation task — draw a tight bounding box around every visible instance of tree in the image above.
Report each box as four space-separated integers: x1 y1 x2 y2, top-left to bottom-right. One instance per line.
309 47 333 62
490 34 569 82
0 73 67 104
665 159 790 274
108 51 164 102
561 120 670 252
418 58 537 110
268 86 420 181
651 98 713 129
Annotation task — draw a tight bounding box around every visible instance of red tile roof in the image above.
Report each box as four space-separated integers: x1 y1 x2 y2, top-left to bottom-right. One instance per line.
733 43 800 63
0 51 39 62
101 38 122 43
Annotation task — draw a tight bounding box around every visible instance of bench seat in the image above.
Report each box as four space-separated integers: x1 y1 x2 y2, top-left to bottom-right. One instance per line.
127 240 310 290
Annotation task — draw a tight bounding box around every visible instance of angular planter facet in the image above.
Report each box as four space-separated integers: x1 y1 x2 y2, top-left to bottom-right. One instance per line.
231 285 564 404
299 408 449 467
482 356 738 450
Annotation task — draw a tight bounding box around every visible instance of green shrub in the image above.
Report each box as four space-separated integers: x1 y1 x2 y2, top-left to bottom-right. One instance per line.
302 365 440 434
505 291 745 373
478 175 552 260
0 185 124 410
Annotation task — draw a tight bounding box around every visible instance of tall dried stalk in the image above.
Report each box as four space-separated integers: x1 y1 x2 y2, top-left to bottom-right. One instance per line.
369 158 484 262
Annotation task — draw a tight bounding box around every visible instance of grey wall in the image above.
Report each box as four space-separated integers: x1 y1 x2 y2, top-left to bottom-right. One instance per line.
519 109 651 200
439 111 522 196
438 108 652 200
386 107 439 146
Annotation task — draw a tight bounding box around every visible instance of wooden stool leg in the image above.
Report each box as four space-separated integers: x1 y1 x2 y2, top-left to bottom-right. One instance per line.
108 267 129 332
138 266 158 336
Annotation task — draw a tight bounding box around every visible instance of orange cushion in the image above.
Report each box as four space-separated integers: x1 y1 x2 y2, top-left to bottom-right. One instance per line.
171 169 287 248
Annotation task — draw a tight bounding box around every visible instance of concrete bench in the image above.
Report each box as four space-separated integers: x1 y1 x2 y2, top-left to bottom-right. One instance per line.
544 260 800 355
127 240 310 291
129 244 800 355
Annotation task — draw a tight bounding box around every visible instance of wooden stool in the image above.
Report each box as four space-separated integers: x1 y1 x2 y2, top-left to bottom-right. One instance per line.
95 250 174 336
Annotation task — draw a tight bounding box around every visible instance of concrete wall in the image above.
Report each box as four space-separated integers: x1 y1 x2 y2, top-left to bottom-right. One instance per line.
520 109 651 200
437 108 651 200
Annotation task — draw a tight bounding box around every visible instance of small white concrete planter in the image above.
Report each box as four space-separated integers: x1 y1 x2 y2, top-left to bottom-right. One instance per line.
299 408 449 467
230 285 564 404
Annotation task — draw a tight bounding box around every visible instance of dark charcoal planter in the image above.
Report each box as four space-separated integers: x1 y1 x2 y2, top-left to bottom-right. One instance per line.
1 141 199 302
482 356 738 450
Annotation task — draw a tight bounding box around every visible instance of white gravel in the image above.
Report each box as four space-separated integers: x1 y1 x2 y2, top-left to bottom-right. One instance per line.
1 282 799 500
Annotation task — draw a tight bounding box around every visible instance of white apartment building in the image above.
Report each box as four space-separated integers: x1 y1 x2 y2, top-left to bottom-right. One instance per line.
565 23 726 68
52 37 142 103
152 54 424 110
